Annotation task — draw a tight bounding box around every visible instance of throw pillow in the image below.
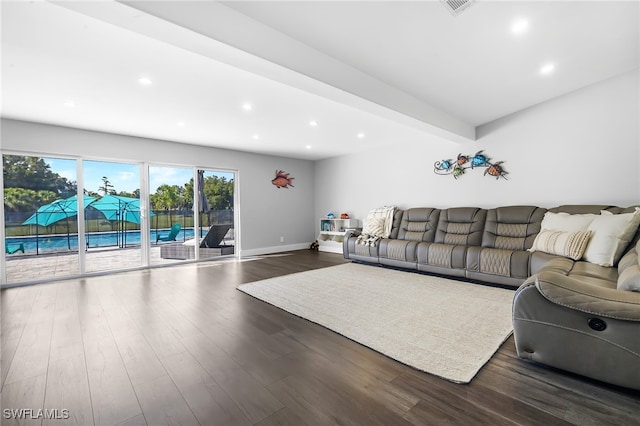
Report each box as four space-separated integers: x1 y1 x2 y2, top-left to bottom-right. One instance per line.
539 212 596 232
528 229 592 261
583 208 640 267
364 206 396 238
362 217 386 237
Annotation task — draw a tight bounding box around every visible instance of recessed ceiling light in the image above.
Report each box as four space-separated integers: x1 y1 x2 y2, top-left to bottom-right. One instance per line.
252 134 260 140
309 120 318 127
357 133 365 139
511 19 529 35
138 77 153 86
177 121 185 127
242 103 252 111
64 100 76 108
306 145 312 149
540 63 555 75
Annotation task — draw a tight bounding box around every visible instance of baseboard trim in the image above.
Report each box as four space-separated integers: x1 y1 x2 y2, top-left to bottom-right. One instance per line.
240 243 311 257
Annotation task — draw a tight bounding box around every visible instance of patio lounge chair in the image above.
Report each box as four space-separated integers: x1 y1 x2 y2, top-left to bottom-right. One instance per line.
156 223 181 243
160 224 233 260
5 242 25 255
200 224 231 248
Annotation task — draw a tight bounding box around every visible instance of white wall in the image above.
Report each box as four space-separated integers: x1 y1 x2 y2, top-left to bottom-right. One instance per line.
1 118 316 255
315 69 640 225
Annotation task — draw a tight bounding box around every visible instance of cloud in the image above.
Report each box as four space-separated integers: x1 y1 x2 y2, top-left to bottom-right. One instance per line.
149 167 194 193
117 171 136 181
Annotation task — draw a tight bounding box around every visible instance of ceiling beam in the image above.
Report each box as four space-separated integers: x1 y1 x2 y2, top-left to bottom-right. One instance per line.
54 0 476 143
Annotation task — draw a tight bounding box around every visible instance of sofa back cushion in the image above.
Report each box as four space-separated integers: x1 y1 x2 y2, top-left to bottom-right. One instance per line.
618 240 640 291
482 206 546 250
435 207 486 246
397 208 440 242
548 205 621 215
388 208 404 240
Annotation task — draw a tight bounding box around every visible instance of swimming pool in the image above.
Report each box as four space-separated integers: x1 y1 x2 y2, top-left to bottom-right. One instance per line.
6 228 197 255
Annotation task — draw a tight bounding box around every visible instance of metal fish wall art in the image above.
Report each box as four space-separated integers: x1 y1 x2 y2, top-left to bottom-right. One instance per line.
272 170 295 188
434 150 508 180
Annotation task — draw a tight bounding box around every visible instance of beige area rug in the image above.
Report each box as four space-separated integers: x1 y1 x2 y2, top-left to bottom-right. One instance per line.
238 263 515 383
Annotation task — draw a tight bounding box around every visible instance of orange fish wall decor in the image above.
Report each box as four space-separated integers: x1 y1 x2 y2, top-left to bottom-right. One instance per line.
271 170 295 189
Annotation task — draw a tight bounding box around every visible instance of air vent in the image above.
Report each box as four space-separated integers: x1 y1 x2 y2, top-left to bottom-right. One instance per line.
441 0 477 16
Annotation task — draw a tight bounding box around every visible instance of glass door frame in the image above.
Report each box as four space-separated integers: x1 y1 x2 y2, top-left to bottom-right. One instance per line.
1 151 239 286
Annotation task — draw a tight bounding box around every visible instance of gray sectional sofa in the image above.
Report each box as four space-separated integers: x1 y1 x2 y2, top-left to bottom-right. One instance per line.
343 205 640 390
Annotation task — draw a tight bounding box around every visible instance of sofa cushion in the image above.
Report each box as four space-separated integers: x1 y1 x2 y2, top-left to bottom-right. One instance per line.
569 261 619 282
547 205 619 215
531 251 574 275
618 266 640 292
483 206 546 250
397 208 440 242
379 239 418 262
617 240 640 292
528 229 592 261
435 207 486 246
583 208 640 266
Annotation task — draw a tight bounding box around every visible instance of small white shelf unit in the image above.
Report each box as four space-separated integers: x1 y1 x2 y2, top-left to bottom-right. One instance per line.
317 218 357 253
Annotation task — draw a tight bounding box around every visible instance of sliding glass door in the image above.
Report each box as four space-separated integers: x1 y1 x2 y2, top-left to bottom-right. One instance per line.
82 160 142 273
196 169 235 259
3 154 79 283
2 156 238 284
148 165 194 265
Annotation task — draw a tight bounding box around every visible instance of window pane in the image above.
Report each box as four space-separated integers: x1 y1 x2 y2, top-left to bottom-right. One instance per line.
3 155 79 283
83 160 142 273
149 165 194 264
197 170 235 259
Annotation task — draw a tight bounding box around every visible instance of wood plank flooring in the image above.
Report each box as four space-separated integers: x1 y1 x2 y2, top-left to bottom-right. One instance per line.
1 250 639 425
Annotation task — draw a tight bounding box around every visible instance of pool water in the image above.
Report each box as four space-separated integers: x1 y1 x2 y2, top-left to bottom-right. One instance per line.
6 228 198 254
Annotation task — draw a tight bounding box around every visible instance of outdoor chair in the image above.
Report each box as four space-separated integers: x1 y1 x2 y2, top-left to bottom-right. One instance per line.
200 224 232 248
156 223 181 243
5 241 25 255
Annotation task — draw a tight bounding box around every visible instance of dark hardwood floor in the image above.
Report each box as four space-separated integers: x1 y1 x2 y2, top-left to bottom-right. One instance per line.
1 250 639 425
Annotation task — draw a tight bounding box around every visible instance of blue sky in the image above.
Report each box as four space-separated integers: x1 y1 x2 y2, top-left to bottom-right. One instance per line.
45 158 233 195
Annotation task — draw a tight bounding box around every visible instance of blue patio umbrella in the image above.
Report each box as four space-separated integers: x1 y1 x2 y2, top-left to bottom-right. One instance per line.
90 194 154 224
90 195 154 247
23 195 96 226
22 195 96 251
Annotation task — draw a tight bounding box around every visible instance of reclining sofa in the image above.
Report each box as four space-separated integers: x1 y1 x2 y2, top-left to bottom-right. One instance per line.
343 205 640 390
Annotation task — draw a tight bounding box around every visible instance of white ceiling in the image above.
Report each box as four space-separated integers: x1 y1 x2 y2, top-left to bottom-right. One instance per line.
1 1 638 161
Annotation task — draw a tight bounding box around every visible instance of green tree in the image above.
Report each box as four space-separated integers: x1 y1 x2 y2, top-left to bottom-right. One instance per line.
98 176 115 195
203 175 234 210
3 155 76 197
184 174 233 211
116 188 140 199
3 188 58 212
151 184 185 225
3 155 76 212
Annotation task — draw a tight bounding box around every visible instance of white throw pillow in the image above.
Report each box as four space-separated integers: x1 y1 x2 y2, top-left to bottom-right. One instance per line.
528 229 592 261
583 208 640 267
539 212 596 232
364 206 396 238
362 217 386 237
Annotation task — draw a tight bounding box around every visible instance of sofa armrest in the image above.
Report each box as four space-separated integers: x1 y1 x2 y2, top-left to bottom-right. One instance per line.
344 228 361 238
343 229 361 259
534 271 640 321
